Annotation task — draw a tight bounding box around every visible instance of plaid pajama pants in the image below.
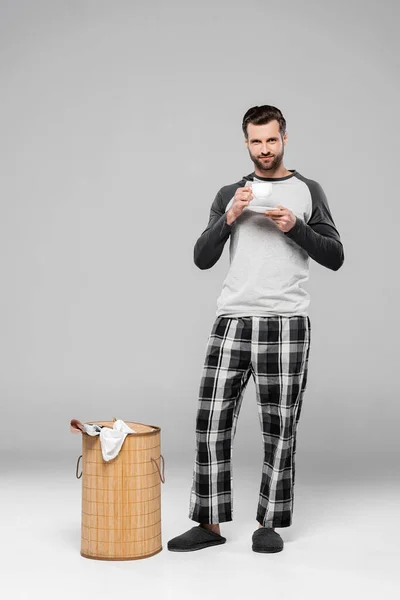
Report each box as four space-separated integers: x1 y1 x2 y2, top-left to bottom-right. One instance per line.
188 315 311 528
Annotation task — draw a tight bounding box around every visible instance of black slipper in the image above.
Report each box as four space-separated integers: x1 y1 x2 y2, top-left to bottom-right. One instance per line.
252 527 284 553
167 525 226 552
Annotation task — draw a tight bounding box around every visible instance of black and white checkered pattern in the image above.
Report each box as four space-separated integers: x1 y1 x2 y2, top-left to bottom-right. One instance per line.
188 315 311 528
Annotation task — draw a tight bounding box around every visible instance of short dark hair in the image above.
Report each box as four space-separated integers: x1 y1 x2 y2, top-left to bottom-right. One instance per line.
242 105 286 140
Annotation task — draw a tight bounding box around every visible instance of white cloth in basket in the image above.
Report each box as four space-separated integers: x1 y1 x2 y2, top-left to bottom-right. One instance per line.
83 419 137 462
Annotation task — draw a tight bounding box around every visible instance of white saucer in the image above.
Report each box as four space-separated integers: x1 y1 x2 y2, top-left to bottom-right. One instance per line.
246 205 277 213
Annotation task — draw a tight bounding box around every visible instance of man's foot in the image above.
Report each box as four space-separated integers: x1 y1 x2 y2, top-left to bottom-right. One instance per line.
200 523 221 535
258 523 275 531
167 525 226 552
252 527 284 553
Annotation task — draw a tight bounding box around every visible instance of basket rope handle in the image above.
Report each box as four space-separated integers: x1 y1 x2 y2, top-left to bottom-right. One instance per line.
75 453 165 483
76 455 82 479
151 454 165 483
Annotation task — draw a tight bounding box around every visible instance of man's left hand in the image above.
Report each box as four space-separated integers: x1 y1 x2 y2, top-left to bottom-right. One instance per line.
265 205 297 233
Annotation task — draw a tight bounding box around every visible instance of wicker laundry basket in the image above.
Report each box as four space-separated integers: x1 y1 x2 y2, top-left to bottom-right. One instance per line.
75 420 165 560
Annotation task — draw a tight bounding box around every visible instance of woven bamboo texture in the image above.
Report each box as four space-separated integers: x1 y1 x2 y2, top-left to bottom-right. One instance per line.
80 420 163 560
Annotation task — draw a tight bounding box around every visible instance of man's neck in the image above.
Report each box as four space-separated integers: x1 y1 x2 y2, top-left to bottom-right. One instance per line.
254 166 292 178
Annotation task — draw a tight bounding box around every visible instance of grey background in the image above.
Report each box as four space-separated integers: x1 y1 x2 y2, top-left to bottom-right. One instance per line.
1 0 398 478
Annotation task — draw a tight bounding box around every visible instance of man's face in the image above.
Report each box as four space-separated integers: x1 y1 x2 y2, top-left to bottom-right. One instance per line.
245 120 287 173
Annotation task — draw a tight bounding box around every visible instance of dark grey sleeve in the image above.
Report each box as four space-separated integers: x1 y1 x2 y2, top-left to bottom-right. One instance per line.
194 189 233 269
284 180 344 271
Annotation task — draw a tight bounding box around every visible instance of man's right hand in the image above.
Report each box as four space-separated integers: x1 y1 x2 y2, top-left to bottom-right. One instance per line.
226 186 253 225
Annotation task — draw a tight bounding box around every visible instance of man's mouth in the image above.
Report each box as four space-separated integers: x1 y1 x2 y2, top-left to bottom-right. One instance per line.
261 156 273 160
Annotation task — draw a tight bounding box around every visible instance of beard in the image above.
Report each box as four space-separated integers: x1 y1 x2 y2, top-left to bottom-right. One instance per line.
250 150 283 173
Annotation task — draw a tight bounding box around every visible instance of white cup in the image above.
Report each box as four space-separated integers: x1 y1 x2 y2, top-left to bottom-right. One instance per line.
251 182 273 199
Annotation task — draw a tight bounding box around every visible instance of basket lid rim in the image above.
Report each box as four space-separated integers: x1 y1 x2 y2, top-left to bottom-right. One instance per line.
83 420 160 435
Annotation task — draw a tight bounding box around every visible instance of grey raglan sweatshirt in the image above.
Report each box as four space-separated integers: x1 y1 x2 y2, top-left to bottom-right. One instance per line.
194 169 344 317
